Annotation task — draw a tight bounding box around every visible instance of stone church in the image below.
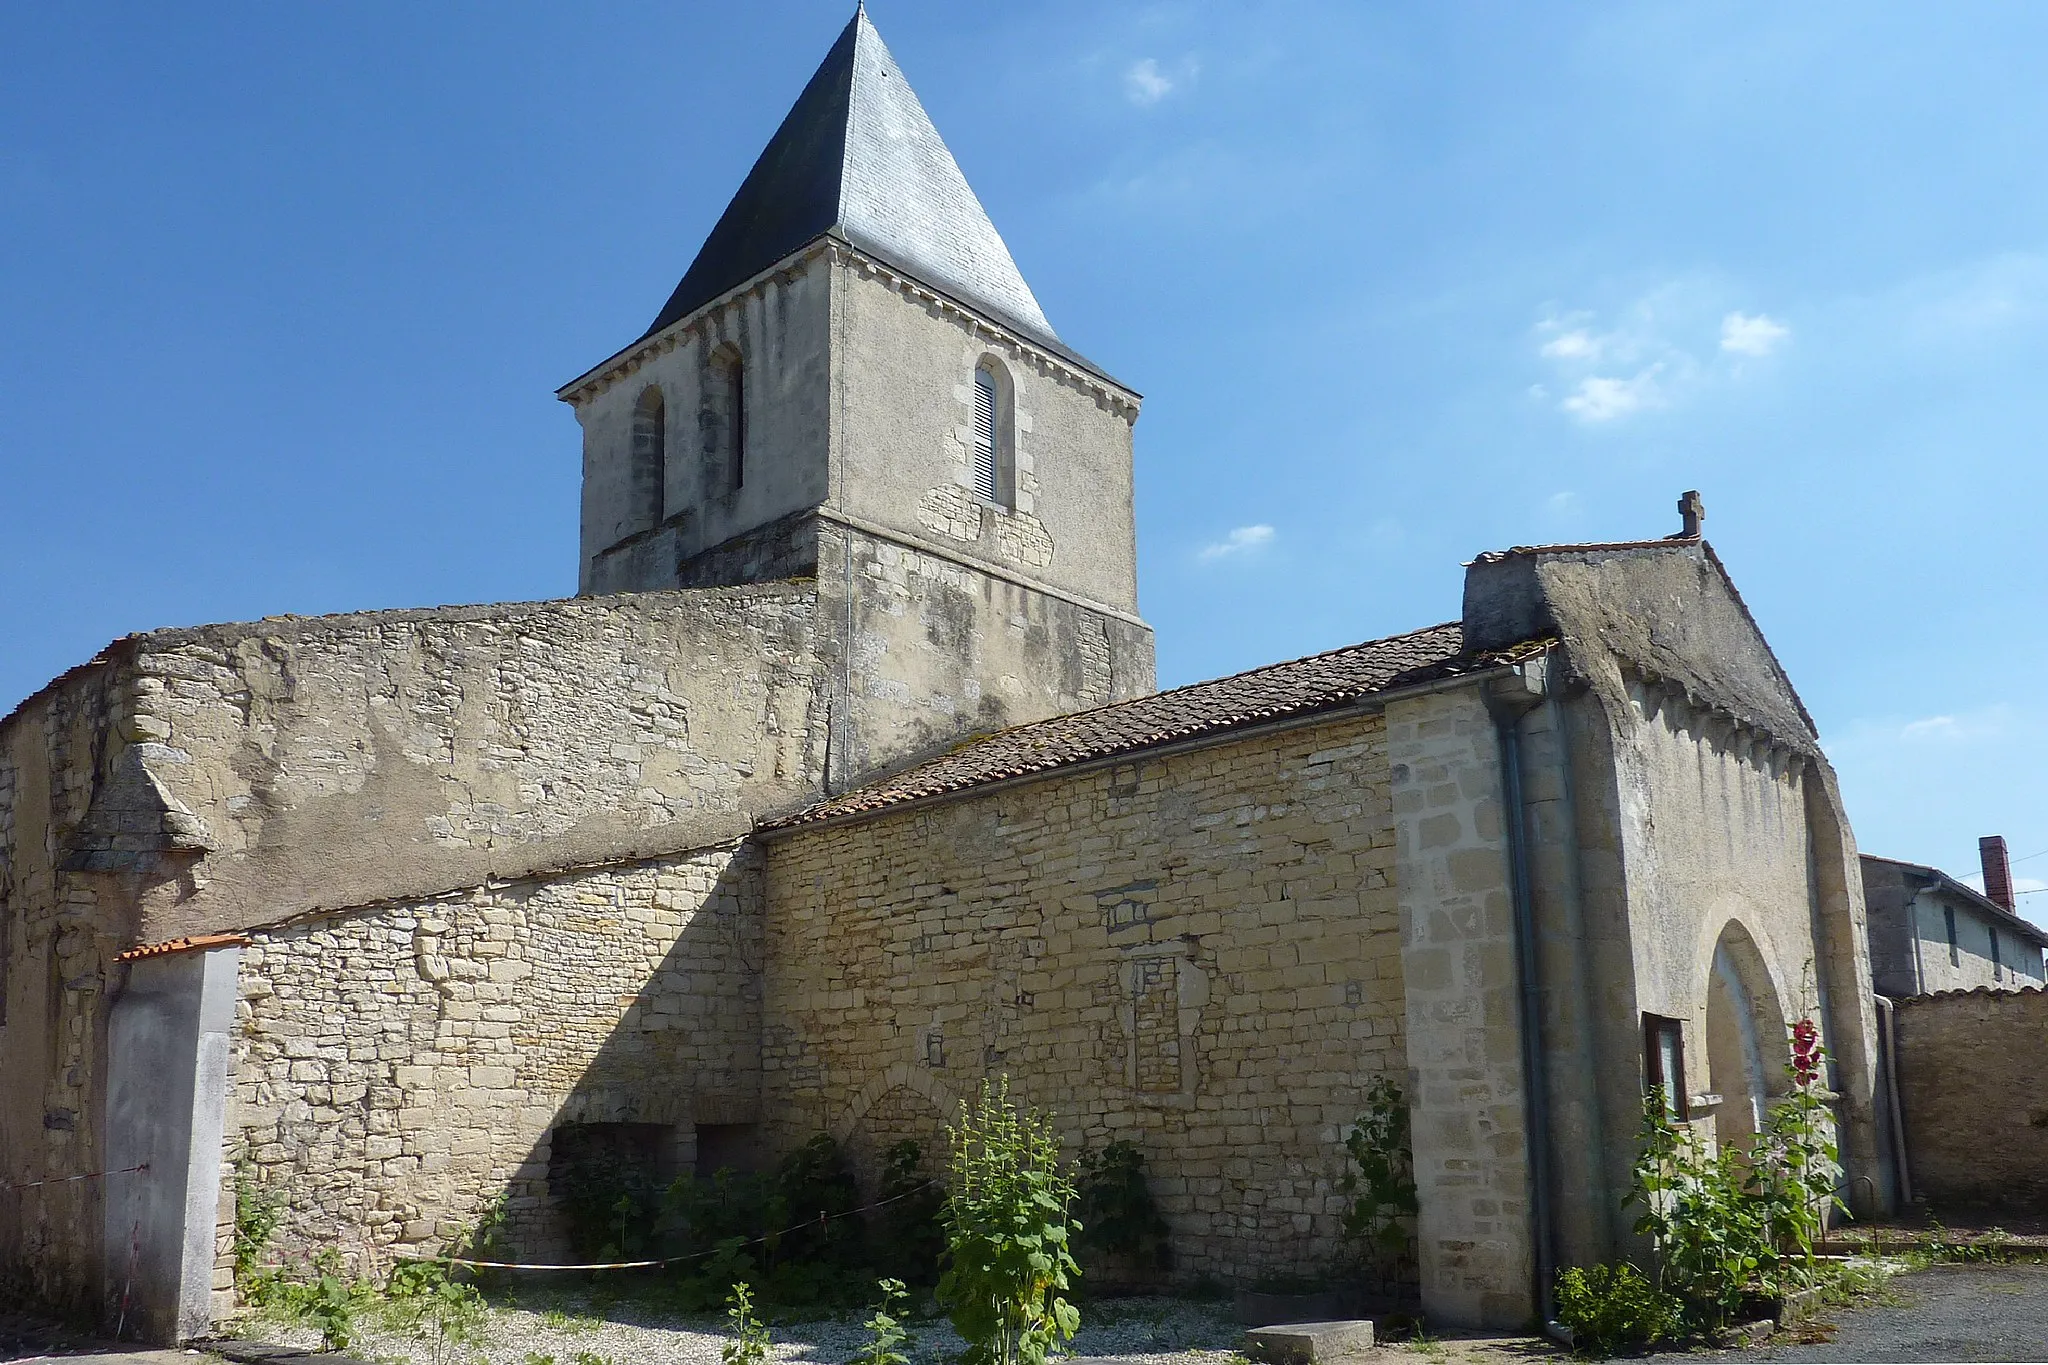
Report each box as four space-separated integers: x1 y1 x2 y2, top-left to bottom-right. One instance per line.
0 8 1890 1345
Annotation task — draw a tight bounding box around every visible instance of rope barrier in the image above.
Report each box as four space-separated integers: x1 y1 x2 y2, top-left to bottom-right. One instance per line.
1 1162 149 1191
433 1178 936 1273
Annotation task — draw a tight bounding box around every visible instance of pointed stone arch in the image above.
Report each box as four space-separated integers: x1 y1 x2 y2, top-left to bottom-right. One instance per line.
1703 918 1792 1147
833 1063 962 1195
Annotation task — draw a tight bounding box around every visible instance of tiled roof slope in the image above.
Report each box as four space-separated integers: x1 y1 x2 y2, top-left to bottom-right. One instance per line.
765 621 1542 831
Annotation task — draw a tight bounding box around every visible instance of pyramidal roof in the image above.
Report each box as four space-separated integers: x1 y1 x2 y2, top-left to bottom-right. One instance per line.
645 8 1069 358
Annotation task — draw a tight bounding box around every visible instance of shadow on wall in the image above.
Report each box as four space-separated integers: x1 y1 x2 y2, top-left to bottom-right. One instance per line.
488 849 767 1267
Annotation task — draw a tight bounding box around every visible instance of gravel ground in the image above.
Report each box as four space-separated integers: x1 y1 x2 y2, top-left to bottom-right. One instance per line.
232 1291 1250 1365
1653 1262 2048 1364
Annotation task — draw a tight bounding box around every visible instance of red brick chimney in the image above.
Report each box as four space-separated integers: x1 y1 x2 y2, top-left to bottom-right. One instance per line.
1980 834 2016 911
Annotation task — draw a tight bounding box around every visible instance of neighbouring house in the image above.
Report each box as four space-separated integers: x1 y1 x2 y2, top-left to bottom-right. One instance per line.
1862 838 2048 997
0 8 1890 1345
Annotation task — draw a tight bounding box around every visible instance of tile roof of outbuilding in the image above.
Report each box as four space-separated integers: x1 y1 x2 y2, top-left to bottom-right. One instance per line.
640 9 1089 371
1860 853 2048 949
763 621 1547 832
115 933 251 963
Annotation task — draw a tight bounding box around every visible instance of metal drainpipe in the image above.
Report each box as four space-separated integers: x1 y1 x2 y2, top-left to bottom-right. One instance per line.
1486 676 1559 1329
1875 995 1913 1206
1544 675 1613 1252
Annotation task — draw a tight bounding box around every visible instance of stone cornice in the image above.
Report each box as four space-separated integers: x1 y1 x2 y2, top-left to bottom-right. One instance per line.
555 234 1141 420
826 240 1141 420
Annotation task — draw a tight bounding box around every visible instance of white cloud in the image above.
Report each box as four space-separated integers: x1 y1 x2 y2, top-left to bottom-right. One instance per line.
1898 708 2011 743
1562 367 1665 423
1720 311 1790 356
1540 329 1602 361
1124 58 1174 105
1531 286 1786 423
1198 524 1274 561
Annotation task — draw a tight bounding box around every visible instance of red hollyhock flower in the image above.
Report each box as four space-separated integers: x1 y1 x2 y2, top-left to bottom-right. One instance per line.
1791 1019 1821 1086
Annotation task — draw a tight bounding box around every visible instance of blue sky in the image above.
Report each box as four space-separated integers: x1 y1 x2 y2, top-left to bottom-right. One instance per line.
5 3 2047 922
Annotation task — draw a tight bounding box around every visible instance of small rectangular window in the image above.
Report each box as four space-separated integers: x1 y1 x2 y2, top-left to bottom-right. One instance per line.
1945 906 1959 967
1643 1013 1688 1120
1991 929 2003 981
695 1123 761 1178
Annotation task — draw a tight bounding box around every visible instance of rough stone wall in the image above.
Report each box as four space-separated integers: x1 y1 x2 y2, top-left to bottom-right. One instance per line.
1387 684 1532 1329
816 518 1154 791
1893 987 2048 1211
0 663 136 1305
760 710 1406 1286
577 252 834 592
831 255 1141 617
231 842 762 1271
97 586 824 945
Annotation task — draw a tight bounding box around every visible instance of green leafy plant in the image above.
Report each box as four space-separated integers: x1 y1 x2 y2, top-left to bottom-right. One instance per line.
1338 1077 1418 1281
1074 1140 1169 1276
232 1163 286 1289
293 1249 361 1352
854 1277 914 1365
383 1257 490 1365
936 1076 1083 1365
1627 1089 1769 1332
1553 1263 1683 1356
1616 1020 1849 1343
722 1281 772 1365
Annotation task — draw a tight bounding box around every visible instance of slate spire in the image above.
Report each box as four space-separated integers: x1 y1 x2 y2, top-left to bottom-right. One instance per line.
645 9 1058 348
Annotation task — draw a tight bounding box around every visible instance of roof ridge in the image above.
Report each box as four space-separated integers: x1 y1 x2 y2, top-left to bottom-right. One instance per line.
760 620 1522 833
641 10 1056 349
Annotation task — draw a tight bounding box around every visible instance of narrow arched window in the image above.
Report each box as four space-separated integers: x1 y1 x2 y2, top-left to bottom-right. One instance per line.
972 367 999 503
972 360 1016 508
630 386 666 532
729 359 746 492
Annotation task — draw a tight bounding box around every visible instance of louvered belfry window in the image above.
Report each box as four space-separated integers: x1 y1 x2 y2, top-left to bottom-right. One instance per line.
972 366 999 503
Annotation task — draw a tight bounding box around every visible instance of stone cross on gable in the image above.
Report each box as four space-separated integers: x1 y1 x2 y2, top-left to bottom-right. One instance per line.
1677 489 1705 539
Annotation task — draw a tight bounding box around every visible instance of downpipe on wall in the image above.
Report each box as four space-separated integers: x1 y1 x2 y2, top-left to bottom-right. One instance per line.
1485 665 1564 1337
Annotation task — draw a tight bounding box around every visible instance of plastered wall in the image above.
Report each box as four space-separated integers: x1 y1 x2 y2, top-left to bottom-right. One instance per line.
90 586 824 945
760 709 1408 1286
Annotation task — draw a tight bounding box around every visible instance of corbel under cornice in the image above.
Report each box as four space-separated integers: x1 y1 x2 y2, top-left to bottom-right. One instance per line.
554 235 1141 421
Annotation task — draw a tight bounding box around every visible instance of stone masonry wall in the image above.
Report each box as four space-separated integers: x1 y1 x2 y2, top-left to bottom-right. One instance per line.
231 842 761 1274
1386 684 1532 1329
1893 986 2048 1212
0 663 134 1305
760 709 1406 1286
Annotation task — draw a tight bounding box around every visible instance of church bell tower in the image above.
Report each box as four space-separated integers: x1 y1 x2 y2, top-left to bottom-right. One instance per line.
556 7 1155 785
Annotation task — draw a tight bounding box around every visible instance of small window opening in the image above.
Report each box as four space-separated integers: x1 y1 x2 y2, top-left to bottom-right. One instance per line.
547 1121 673 1254
972 367 999 503
1643 1013 1688 1121
694 1122 761 1178
1992 928 2003 981
1945 905 1960 966
629 387 666 534
729 360 746 492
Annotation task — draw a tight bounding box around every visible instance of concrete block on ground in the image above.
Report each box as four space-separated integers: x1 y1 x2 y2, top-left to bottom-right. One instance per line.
1242 1319 1377 1365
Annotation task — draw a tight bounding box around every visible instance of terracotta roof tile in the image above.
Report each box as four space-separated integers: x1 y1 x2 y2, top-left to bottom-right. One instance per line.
115 933 251 963
765 622 1546 832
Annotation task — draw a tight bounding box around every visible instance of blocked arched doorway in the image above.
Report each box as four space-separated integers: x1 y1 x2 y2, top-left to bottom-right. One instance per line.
1704 921 1791 1148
